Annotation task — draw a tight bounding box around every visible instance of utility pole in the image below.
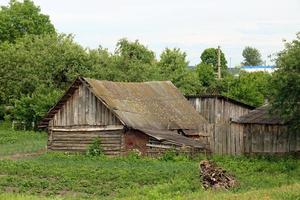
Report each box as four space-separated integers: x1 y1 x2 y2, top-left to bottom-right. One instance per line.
217 46 221 79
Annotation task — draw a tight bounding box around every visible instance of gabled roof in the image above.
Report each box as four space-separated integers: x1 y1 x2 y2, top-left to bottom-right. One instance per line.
40 77 208 132
232 105 284 125
84 77 208 131
185 94 255 110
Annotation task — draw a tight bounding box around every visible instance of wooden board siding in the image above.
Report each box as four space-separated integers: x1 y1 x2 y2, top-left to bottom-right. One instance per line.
51 84 122 127
188 97 253 154
188 97 252 124
48 130 123 155
230 123 300 154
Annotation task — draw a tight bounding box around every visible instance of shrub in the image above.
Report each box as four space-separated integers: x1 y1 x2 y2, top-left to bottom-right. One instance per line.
86 138 103 156
160 148 178 161
126 149 142 160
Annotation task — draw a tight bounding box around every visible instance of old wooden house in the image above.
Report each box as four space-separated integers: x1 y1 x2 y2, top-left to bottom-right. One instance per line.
186 95 255 154
39 77 209 156
231 106 300 155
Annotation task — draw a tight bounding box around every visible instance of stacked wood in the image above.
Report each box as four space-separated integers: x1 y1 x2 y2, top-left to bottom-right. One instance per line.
199 160 237 190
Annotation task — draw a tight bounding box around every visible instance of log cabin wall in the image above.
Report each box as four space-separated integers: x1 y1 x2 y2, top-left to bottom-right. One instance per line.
187 96 253 155
48 129 124 156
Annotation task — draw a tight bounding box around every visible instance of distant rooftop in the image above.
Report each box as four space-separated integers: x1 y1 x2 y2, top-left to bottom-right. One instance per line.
241 66 275 69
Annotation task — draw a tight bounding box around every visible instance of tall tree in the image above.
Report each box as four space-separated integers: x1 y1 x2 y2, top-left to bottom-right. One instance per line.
196 63 216 89
158 48 202 94
0 34 92 105
241 46 263 66
200 48 227 72
270 33 300 129
222 71 271 107
0 0 55 43
113 38 159 82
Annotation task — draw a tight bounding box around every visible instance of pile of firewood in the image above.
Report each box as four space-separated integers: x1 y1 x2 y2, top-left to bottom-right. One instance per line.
199 160 237 190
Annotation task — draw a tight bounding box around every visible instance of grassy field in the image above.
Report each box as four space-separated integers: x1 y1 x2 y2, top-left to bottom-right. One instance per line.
0 125 299 200
0 124 47 157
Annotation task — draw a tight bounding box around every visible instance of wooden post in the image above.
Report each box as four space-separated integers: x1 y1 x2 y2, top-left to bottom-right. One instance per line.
217 46 221 79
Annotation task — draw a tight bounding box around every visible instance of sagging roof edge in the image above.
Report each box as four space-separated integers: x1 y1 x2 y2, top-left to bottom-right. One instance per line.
137 128 205 149
185 94 256 110
230 105 286 125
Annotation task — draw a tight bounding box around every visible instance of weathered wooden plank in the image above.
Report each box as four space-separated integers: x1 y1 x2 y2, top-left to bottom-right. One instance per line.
50 125 124 132
238 124 243 155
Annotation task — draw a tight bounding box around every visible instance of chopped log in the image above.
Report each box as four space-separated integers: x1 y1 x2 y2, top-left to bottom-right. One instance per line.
199 160 237 190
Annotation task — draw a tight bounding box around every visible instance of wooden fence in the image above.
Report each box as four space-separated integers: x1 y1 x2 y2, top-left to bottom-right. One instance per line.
209 123 300 155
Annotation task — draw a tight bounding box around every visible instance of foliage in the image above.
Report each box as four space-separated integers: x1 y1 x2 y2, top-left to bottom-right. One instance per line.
0 34 90 104
13 85 62 127
113 38 159 82
196 63 216 88
126 149 142 160
159 148 177 161
241 46 263 66
0 0 56 43
158 48 203 94
86 138 104 156
222 71 272 107
200 48 227 72
270 33 300 129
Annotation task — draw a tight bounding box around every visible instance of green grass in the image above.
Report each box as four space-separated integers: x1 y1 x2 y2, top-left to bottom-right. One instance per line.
0 153 299 199
0 126 299 199
0 125 47 157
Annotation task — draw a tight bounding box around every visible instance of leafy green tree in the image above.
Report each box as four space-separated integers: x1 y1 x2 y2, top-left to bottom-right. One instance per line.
159 48 187 80
0 34 93 105
13 85 62 128
196 63 216 88
200 48 227 72
0 0 56 43
241 46 263 66
158 48 202 94
222 71 271 107
270 33 300 129
113 38 159 82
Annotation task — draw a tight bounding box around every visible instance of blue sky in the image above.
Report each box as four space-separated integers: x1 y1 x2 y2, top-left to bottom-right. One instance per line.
1 0 300 66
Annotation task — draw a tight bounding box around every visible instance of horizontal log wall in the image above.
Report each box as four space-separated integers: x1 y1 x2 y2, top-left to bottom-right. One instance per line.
48 129 123 156
51 84 122 127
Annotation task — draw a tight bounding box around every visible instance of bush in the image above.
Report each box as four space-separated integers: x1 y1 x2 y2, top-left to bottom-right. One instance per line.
126 149 142 160
86 138 104 156
160 148 178 161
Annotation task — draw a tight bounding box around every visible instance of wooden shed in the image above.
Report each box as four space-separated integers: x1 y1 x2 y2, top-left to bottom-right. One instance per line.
186 95 255 154
231 106 300 155
39 77 209 156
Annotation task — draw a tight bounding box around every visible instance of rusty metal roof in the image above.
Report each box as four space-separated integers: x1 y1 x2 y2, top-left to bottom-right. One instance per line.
232 105 284 125
83 77 208 131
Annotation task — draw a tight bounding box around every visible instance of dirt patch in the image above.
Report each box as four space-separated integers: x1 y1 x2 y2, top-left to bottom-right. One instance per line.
199 160 238 190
